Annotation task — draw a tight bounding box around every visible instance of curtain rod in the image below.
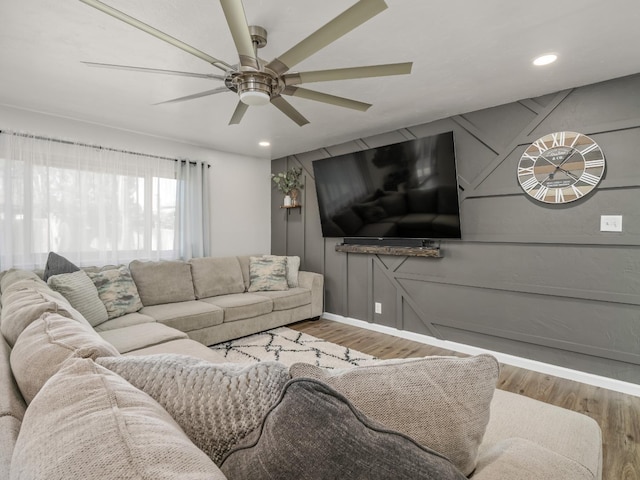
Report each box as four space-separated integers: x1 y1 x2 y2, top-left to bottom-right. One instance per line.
0 129 209 166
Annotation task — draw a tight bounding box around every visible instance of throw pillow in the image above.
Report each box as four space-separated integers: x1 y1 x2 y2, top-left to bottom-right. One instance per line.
96 354 290 465
264 255 301 288
47 270 109 327
10 358 226 480
247 256 288 292
10 312 119 404
290 354 500 476
353 200 388 223
86 265 143 319
220 378 467 480
42 251 79 282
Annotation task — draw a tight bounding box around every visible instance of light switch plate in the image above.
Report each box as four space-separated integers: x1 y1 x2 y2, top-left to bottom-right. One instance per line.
600 215 623 232
374 302 382 314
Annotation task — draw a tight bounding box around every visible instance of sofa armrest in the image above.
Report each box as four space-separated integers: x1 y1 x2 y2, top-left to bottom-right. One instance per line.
297 271 324 318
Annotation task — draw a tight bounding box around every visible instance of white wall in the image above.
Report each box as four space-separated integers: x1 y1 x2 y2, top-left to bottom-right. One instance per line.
0 104 271 257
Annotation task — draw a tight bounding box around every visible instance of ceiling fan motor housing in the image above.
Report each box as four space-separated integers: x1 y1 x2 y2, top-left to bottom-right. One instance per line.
235 72 275 105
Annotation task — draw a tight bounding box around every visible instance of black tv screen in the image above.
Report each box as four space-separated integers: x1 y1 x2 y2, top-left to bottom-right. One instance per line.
312 131 461 240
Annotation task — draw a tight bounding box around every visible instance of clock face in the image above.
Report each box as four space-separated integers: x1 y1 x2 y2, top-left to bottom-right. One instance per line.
517 131 606 204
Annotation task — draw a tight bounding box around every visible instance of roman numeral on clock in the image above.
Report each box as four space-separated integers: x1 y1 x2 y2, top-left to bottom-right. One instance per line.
584 159 605 169
580 172 601 186
534 186 549 201
571 185 585 198
551 132 565 147
520 176 539 191
518 166 535 176
579 143 600 155
555 189 565 203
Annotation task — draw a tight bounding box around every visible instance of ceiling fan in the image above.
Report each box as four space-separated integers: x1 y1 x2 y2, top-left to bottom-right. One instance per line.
78 0 412 126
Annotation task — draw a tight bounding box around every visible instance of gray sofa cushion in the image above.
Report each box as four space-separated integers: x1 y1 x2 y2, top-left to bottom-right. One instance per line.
97 322 188 354
189 257 245 299
93 312 156 332
472 437 595 480
290 354 499 476
47 270 109 327
253 288 311 311
10 358 227 480
201 293 273 323
129 260 196 306
10 312 119 404
220 378 466 480
97 354 290 466
140 301 224 332
0 286 87 347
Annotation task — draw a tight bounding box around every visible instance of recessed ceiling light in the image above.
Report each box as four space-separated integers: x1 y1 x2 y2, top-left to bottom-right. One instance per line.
533 54 558 66
259 141 271 147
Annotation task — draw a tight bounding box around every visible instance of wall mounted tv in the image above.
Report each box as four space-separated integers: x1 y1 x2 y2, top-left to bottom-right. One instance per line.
312 131 461 242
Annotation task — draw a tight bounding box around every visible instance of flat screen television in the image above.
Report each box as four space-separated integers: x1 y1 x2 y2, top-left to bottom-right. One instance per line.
312 131 461 242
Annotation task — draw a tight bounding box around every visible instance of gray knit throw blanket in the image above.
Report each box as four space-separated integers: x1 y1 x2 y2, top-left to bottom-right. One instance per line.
97 354 290 465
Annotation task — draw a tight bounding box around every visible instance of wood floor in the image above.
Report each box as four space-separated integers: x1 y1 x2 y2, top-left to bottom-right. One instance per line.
290 318 640 480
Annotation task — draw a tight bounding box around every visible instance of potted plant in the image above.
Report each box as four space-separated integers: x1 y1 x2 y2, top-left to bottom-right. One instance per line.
271 167 304 206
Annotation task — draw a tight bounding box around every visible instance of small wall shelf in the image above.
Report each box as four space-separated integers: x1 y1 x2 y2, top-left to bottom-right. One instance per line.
335 243 442 258
280 204 302 217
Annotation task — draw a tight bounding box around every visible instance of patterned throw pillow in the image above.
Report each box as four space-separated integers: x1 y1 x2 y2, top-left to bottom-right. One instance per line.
96 354 291 465
247 256 289 292
290 354 500 476
264 255 300 288
86 266 143 319
220 379 467 480
47 270 109 327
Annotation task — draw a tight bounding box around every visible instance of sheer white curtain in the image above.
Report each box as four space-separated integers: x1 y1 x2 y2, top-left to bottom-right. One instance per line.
0 131 208 270
175 159 211 260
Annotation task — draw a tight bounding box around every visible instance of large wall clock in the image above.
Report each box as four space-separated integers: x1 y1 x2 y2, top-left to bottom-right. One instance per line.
517 131 606 204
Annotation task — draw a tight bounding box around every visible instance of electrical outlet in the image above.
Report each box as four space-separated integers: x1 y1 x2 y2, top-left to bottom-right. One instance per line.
600 215 623 232
374 302 382 314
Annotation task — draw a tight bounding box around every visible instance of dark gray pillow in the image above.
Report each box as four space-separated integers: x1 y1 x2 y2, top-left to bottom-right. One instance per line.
220 378 466 480
43 252 79 282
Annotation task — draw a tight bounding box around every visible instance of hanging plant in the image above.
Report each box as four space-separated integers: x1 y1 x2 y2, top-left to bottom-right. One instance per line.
270 167 304 195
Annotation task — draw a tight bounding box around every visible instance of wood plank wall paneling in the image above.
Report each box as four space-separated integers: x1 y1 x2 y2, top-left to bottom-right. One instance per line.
272 73 640 385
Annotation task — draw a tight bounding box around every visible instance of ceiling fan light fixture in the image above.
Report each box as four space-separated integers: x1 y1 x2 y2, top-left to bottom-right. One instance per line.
237 72 273 106
240 90 270 106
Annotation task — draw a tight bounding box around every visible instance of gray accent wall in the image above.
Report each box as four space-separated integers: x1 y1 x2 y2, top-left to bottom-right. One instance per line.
272 74 640 385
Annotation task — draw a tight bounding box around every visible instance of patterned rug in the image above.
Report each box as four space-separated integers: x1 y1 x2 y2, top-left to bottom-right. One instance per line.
209 326 377 369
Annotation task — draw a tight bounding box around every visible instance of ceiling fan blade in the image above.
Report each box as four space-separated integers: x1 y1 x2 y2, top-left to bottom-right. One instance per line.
79 0 232 72
282 86 370 112
265 0 387 76
229 101 249 125
271 96 310 126
154 86 230 105
81 61 226 80
219 0 259 69
284 62 412 86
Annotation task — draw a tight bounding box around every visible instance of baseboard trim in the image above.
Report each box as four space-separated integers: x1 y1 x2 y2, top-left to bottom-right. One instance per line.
323 312 640 398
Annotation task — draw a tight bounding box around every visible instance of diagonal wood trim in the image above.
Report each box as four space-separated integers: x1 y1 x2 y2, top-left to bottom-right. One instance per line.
518 98 543 114
463 89 573 196
371 255 443 338
451 114 503 154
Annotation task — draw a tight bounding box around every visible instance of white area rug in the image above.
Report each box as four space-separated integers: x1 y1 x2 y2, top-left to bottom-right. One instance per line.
209 326 377 369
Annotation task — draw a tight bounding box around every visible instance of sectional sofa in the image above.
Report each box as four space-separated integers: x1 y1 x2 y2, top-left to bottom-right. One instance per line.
0 255 603 479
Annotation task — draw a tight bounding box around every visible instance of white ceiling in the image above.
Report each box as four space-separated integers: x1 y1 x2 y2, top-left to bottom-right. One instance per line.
2 0 640 159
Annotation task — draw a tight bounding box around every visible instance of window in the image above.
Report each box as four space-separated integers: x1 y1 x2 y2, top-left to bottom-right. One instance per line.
0 132 180 270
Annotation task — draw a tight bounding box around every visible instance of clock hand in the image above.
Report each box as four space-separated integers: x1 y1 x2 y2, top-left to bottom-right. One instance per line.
556 167 581 182
557 149 577 168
